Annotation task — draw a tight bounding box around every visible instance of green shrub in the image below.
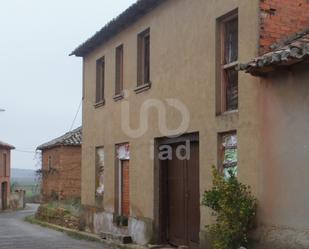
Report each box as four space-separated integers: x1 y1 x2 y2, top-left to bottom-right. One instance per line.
202 166 257 249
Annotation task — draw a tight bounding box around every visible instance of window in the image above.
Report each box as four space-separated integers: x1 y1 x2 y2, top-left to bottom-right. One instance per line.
115 45 124 98
48 155 52 170
137 29 150 87
219 132 237 179
95 57 105 105
95 147 105 205
3 153 7 177
115 143 130 218
218 12 238 113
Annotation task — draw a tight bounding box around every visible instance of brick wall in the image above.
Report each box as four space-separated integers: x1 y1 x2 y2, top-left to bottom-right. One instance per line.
121 160 130 216
260 0 309 54
41 146 81 201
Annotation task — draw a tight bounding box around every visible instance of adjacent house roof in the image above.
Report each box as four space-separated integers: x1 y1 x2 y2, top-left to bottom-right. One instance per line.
239 28 309 76
70 0 166 57
37 127 82 150
0 141 15 150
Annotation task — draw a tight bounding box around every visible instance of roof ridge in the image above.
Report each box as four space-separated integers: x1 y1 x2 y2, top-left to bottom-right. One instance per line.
0 140 15 149
70 0 167 57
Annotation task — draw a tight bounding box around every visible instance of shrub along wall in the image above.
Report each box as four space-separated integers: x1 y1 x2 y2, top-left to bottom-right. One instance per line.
35 204 84 231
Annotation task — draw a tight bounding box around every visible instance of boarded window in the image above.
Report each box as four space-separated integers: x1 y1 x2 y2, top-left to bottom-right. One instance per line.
115 143 130 217
219 132 237 179
95 147 104 200
137 29 150 85
115 45 124 95
96 57 105 104
219 13 238 112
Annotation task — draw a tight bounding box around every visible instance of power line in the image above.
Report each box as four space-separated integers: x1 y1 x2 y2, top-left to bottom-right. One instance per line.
69 99 82 131
14 149 37 154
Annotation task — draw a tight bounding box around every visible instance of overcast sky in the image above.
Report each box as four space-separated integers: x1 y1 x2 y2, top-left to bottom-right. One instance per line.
0 0 135 170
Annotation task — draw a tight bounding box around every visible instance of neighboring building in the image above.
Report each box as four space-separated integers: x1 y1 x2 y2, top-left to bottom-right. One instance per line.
71 0 309 248
0 141 15 210
238 30 309 249
37 127 82 201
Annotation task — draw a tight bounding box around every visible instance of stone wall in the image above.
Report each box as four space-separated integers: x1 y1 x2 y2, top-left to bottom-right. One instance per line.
9 190 26 209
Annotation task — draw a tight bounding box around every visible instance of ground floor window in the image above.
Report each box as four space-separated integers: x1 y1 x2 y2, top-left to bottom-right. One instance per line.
115 143 130 217
219 132 238 179
95 147 104 205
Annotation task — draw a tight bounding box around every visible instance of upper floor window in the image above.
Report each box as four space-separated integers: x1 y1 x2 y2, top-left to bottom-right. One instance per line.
218 12 238 113
115 45 124 98
95 57 105 106
48 155 52 170
3 153 7 177
137 28 150 86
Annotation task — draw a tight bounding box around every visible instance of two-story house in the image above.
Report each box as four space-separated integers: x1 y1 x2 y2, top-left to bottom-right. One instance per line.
0 141 15 210
71 0 309 248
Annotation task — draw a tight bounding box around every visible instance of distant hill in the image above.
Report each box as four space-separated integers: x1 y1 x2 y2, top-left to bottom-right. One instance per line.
11 168 37 185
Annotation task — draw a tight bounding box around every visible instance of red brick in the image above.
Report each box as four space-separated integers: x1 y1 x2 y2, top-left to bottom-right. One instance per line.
259 0 309 54
41 146 81 201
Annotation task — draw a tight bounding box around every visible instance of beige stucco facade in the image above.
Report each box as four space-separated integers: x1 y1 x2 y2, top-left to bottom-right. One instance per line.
253 63 309 249
80 0 263 247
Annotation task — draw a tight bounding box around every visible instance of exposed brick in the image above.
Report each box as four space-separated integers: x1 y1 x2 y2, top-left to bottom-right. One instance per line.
0 148 11 209
41 146 81 201
121 161 130 216
259 0 309 54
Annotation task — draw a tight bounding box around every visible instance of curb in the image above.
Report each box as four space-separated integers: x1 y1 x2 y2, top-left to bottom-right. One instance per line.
24 215 147 249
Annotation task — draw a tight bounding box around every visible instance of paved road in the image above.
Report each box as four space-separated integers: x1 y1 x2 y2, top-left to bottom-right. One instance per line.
0 204 109 249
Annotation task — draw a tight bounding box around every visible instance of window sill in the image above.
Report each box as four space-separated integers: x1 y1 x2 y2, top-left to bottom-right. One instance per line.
222 109 238 115
216 109 238 116
134 82 151 94
94 100 105 108
113 92 124 102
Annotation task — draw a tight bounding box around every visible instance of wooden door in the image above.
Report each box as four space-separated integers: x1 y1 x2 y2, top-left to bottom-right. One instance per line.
168 146 187 246
166 142 200 248
187 142 200 248
1 182 7 210
121 160 130 216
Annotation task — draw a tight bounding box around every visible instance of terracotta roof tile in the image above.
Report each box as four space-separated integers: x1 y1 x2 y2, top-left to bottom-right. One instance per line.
238 28 309 75
37 127 82 150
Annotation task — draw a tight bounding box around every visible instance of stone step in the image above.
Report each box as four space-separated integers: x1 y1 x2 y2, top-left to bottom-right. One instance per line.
100 232 132 244
148 244 183 249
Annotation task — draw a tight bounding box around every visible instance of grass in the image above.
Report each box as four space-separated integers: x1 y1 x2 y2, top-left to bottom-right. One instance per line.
45 198 82 216
24 215 100 242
